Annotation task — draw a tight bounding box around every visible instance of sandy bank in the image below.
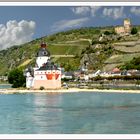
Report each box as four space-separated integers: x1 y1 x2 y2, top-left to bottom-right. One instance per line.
0 88 140 94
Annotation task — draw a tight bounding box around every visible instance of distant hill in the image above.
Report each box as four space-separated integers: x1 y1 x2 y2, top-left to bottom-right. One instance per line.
0 26 140 75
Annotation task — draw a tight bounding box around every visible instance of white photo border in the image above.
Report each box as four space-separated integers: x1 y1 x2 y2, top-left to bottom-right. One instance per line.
0 1 140 139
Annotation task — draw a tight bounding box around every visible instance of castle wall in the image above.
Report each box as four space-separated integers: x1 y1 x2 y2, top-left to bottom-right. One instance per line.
115 26 125 34
33 70 61 89
33 80 61 89
26 77 34 88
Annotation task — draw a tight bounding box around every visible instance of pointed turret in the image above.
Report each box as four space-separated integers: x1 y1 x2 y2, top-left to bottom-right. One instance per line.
36 42 50 68
37 42 50 57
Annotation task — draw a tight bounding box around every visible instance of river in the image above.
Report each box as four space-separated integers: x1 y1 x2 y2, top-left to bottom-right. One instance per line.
0 90 140 134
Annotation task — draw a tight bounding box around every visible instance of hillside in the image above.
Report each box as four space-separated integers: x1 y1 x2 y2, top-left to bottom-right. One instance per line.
0 26 140 75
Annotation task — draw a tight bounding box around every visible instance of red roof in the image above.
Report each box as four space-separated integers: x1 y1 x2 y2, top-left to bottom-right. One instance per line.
112 68 120 72
41 42 47 48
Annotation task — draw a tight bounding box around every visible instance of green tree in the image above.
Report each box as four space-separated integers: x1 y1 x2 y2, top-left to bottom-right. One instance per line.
131 27 138 35
120 56 140 70
94 75 102 81
104 31 111 35
8 68 26 88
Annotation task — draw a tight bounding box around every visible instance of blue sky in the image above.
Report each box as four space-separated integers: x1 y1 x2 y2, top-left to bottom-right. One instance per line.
0 6 140 50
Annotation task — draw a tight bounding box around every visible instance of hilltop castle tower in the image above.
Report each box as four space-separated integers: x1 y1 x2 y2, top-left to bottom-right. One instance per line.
124 18 131 33
25 43 61 89
115 18 131 35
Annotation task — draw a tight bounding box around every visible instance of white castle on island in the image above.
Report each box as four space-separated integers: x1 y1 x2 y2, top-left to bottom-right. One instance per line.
24 42 61 89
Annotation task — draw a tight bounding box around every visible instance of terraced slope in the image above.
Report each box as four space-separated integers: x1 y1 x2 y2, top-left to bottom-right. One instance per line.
0 26 140 75
113 39 140 52
0 27 104 75
103 39 140 71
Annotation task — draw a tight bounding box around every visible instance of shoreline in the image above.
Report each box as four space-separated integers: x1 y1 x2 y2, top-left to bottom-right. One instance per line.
1 88 140 94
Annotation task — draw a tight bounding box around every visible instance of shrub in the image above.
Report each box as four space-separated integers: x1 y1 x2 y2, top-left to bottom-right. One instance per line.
94 75 102 81
104 31 111 35
131 27 138 35
8 68 26 88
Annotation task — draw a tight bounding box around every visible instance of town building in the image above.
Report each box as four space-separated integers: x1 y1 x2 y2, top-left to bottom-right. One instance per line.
115 18 131 35
0 76 8 81
24 43 61 89
61 71 74 80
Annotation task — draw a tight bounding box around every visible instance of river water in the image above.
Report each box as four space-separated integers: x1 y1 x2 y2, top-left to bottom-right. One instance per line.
0 84 11 89
0 90 140 134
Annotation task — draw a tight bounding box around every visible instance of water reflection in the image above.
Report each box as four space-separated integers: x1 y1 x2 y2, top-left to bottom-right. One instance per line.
32 94 63 133
0 92 140 133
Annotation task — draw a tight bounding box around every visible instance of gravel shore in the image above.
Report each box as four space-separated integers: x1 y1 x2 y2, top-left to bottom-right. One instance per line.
1 88 140 94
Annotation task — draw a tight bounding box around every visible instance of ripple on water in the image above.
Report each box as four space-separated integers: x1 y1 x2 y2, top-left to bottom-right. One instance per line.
0 92 140 133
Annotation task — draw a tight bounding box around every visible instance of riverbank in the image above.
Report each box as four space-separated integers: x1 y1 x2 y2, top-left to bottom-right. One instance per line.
1 88 140 94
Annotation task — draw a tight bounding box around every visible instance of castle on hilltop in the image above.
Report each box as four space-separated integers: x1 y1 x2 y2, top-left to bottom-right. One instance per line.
115 18 131 35
24 43 61 89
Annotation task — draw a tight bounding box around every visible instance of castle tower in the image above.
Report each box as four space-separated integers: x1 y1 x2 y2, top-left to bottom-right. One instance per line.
25 42 62 89
124 18 131 33
33 43 61 89
36 42 50 68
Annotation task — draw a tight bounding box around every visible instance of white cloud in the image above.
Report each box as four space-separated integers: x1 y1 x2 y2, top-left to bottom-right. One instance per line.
103 7 125 19
130 7 140 16
90 6 101 17
71 6 101 17
0 20 36 50
51 17 89 32
71 7 90 16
